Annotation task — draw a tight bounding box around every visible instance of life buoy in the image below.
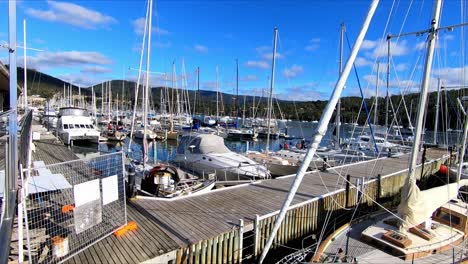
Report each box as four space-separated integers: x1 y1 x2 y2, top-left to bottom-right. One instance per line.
148 165 181 183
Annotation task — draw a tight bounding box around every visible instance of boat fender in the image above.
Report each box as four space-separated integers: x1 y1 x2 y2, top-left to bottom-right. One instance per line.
126 166 136 198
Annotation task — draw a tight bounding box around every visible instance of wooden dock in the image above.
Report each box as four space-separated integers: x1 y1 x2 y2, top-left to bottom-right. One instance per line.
9 127 451 263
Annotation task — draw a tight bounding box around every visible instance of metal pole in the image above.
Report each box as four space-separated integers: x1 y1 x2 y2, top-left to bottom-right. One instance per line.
258 1 379 262
335 23 345 149
143 0 153 168
374 62 380 126
405 0 441 183
265 27 278 155
433 78 441 144
8 0 18 193
127 0 149 152
385 37 390 129
23 19 27 111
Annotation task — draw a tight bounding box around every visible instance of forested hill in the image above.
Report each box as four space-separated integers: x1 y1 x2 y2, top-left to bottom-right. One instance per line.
12 66 467 129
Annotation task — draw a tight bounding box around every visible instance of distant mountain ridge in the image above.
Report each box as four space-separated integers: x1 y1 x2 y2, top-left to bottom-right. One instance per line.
10 66 468 129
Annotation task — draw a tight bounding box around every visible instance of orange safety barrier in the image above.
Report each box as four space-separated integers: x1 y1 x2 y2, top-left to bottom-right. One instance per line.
114 221 138 237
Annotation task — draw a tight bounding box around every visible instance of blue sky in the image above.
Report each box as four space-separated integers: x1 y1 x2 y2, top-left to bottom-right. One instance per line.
0 0 466 101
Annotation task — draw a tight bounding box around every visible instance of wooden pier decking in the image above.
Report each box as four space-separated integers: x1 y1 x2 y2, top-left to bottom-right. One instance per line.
10 127 451 263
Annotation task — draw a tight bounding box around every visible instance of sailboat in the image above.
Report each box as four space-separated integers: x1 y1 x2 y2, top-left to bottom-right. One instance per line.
297 1 468 263
127 0 214 200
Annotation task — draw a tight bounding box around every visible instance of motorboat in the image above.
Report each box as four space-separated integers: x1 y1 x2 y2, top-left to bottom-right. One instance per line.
56 107 100 145
173 134 269 181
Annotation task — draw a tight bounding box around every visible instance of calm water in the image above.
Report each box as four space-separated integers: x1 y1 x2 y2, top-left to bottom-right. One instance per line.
70 121 465 161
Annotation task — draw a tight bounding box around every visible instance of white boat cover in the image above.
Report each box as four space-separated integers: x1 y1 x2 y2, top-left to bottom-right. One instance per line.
398 178 468 230
188 134 230 154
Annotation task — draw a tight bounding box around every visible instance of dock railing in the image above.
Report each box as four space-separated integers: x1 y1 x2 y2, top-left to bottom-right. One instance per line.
174 153 447 263
18 151 127 263
0 109 17 264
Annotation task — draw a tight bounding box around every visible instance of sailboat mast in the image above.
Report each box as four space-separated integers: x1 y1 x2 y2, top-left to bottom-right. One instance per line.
236 59 239 119
385 37 390 129
258 1 379 262
23 19 27 111
170 62 175 132
433 78 441 144
265 27 278 155
216 65 219 122
374 62 379 126
143 0 153 167
406 0 441 182
127 0 149 152
335 23 345 149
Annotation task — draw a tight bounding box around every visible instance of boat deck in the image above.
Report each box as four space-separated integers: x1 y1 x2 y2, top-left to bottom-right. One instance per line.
321 212 468 263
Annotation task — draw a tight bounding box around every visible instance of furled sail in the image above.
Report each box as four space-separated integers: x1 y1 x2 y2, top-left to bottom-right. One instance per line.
398 179 468 230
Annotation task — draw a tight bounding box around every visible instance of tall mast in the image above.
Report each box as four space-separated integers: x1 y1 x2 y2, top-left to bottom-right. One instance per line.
405 0 441 183
143 0 153 167
374 62 380 126
236 59 239 119
258 1 379 261
335 23 345 149
265 27 278 155
216 65 219 122
197 67 200 114
385 37 390 129
127 0 149 152
170 62 175 132
23 19 27 111
433 78 440 144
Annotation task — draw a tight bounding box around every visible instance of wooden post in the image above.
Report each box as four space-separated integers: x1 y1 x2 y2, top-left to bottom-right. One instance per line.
239 219 244 263
254 215 260 257
345 174 351 207
377 174 381 204
207 240 212 264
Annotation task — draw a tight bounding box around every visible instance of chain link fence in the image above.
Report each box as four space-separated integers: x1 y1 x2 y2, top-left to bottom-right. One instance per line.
22 152 127 263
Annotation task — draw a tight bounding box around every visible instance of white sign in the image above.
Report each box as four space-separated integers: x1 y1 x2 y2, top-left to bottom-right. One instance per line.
102 175 119 205
73 179 100 207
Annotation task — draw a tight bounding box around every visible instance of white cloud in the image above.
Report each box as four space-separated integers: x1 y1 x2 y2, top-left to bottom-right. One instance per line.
81 65 112 74
305 38 320 52
443 34 454 41
255 46 270 53
26 0 117 29
240 75 258 82
194 44 208 53
370 39 409 58
433 66 468 86
361 39 377 50
245 60 269 69
394 63 407 71
415 41 426 50
132 17 170 36
261 52 284 60
18 50 112 70
33 38 46 44
282 64 304 78
154 41 172 48
355 57 373 67
275 82 326 101
57 72 105 87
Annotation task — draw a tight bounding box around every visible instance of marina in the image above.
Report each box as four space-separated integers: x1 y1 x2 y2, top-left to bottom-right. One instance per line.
1 0 468 263
1 118 454 263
